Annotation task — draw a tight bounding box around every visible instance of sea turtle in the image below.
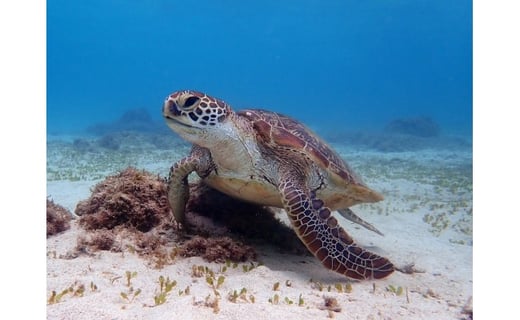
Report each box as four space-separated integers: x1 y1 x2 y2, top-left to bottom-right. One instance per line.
163 90 394 280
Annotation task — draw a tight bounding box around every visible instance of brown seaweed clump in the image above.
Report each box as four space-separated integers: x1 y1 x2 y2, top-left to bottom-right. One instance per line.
47 199 72 237
179 236 256 263
76 229 117 252
75 167 170 232
71 166 304 266
71 167 259 266
72 167 174 258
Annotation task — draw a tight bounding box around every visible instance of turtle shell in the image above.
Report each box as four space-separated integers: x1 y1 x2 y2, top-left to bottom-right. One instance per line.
237 109 379 199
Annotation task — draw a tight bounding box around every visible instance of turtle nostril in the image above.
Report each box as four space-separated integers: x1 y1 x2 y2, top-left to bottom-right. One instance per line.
168 100 181 116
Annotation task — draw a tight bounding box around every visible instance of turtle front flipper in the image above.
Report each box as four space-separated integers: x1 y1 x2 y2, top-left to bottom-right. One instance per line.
167 146 215 227
278 173 394 280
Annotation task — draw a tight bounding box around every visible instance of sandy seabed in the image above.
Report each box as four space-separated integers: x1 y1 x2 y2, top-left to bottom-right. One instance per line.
46 133 472 319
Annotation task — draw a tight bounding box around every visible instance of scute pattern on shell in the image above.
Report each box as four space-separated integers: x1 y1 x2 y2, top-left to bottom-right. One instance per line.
238 109 360 184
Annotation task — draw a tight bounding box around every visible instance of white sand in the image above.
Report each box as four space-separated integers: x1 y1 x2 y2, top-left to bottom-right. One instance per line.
46 141 472 319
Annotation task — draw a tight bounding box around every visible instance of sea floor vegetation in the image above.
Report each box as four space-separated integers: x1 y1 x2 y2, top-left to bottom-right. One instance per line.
47 130 472 319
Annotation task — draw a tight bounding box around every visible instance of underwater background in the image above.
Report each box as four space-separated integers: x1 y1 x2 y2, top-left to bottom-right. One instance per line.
47 0 472 137
45 2 474 318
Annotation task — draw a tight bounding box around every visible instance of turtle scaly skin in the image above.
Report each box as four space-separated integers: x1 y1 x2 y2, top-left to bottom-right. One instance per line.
277 167 392 279
163 90 394 280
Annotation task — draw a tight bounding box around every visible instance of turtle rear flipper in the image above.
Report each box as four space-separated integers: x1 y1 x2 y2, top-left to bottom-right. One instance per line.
279 172 394 280
337 208 384 236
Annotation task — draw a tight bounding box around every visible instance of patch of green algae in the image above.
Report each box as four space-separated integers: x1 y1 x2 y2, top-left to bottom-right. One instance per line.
340 148 473 240
47 136 190 181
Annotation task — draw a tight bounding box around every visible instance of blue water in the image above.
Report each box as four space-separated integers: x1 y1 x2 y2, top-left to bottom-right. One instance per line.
47 0 472 136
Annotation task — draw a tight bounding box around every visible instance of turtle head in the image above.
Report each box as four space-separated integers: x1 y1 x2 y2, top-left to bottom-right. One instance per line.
163 90 231 141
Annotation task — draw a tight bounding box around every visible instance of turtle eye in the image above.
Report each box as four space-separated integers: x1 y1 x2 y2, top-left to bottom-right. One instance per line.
182 96 200 109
